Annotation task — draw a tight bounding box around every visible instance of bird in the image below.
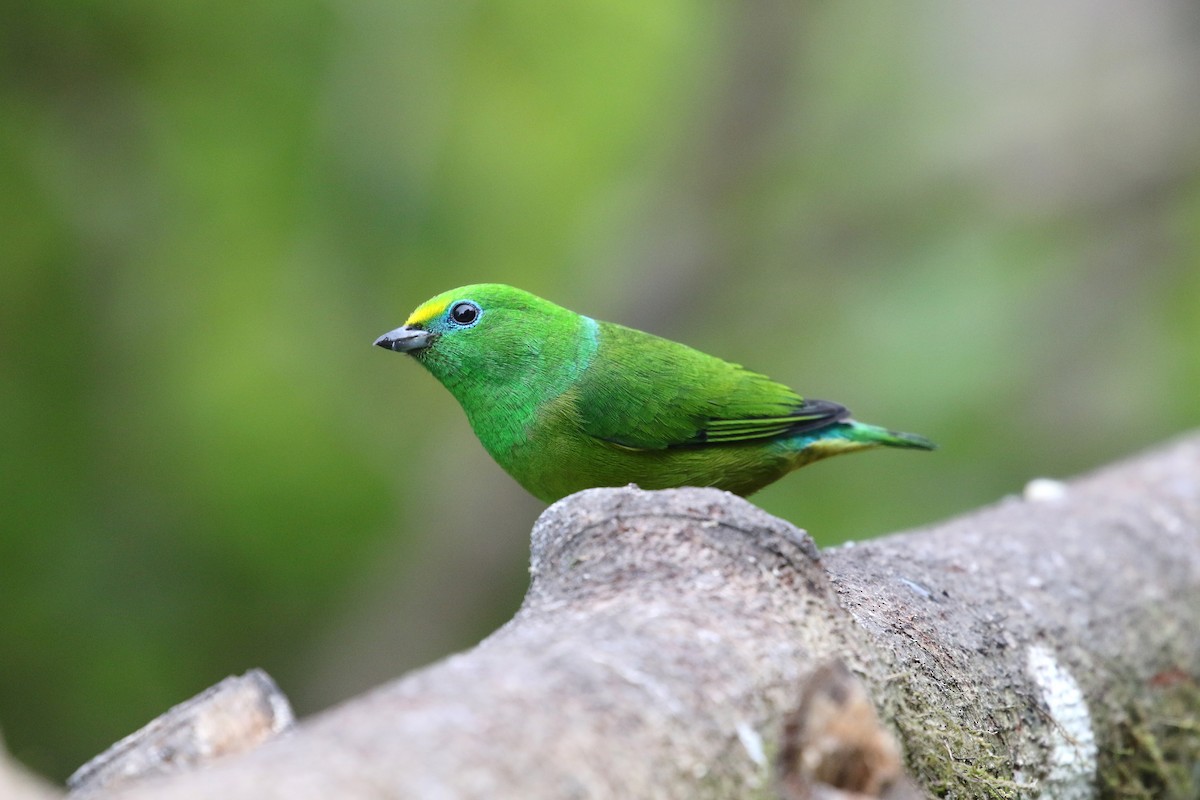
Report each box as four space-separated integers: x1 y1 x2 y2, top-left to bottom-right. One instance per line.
374 284 933 503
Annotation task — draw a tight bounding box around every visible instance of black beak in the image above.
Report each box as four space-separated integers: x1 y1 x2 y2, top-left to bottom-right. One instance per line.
374 325 435 353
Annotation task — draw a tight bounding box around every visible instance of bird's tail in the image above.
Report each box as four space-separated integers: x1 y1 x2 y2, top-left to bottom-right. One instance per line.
784 419 934 470
840 420 936 451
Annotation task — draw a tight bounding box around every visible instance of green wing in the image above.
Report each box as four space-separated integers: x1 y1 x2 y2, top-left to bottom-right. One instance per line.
573 322 847 450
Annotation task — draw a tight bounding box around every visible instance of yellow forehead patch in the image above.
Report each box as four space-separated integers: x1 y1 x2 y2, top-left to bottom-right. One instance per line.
405 298 450 327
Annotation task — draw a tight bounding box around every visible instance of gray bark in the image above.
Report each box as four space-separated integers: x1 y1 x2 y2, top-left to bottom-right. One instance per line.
65 434 1200 798
66 671 294 797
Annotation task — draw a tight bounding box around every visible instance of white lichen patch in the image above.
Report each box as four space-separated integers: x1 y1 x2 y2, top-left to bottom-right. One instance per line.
735 720 766 767
1024 478 1068 503
1026 644 1097 800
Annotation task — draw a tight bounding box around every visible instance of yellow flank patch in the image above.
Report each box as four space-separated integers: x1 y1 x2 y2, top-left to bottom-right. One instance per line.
405 298 450 327
807 438 865 456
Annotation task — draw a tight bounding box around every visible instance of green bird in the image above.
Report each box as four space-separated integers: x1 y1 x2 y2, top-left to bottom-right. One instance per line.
375 284 933 503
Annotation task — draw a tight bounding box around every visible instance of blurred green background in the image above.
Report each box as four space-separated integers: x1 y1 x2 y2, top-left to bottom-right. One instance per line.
3 0 1198 781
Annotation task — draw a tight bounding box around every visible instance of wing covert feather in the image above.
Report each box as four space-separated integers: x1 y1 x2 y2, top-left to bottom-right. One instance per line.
573 322 845 450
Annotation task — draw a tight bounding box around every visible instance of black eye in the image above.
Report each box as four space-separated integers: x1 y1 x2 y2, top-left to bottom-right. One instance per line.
449 301 480 326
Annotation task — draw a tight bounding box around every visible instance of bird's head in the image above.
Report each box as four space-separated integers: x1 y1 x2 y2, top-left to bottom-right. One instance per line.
374 283 579 389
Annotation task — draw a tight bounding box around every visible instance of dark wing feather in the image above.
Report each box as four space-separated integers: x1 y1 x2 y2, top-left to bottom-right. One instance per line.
695 398 848 445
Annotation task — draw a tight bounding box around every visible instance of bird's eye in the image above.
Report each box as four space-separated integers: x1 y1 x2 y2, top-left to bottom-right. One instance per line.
449 301 480 326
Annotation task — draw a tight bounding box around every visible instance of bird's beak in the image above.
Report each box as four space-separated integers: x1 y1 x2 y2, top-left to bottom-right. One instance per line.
374 325 435 353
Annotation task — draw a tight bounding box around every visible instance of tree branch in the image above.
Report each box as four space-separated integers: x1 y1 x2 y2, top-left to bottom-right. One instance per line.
0 740 59 800
79 434 1200 798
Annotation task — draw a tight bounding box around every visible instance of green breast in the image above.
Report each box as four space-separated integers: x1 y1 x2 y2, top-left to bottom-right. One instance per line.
453 315 600 483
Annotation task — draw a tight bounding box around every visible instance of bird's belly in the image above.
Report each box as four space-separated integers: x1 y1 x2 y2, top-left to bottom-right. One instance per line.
505 432 796 503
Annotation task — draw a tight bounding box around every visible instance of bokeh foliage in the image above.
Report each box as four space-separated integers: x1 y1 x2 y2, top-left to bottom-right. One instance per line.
2 0 1198 780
